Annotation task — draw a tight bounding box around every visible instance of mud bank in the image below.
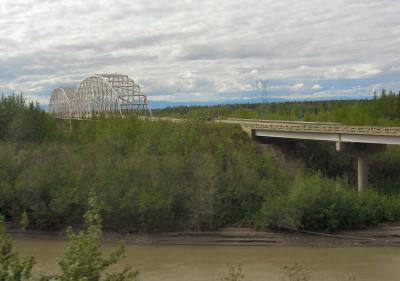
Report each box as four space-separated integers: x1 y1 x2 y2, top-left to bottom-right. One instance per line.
6 224 400 247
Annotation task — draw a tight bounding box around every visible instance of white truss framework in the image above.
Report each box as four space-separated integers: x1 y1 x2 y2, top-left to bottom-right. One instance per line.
49 74 152 119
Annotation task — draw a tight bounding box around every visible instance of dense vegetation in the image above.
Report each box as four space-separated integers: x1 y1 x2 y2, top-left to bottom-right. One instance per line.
0 93 399 233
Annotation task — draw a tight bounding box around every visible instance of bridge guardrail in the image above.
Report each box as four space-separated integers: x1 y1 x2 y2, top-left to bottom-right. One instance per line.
218 119 400 137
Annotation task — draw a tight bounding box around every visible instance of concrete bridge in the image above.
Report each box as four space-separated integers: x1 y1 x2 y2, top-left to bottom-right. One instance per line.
217 118 400 192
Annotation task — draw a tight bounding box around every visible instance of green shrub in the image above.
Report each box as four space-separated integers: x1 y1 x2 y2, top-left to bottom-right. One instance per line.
1 116 287 231
0 94 56 143
258 173 400 232
0 216 35 281
53 194 138 281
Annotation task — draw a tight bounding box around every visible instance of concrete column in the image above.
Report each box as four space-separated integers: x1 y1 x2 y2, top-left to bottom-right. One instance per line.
357 155 369 192
337 142 386 193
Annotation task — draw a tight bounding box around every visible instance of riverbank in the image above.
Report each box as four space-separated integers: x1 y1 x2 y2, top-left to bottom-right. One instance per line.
6 224 400 247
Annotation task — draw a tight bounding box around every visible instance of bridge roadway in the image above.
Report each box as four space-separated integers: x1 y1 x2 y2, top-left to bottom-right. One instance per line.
60 116 400 192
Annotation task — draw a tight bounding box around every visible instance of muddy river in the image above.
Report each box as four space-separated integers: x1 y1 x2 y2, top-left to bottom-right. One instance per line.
13 235 400 281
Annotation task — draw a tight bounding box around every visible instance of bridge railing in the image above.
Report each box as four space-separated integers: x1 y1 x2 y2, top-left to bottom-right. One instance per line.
218 118 400 137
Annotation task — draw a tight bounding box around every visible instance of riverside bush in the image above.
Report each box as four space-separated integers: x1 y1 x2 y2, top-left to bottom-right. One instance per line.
0 112 287 231
52 194 138 281
0 216 35 281
258 173 400 232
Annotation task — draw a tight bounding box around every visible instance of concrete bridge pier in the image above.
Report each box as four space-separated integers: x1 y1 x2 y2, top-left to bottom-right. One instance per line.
357 155 369 193
336 142 387 192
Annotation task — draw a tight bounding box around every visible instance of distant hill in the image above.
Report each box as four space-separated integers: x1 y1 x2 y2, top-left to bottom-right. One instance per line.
39 96 372 112
39 98 286 111
142 96 373 109
148 98 286 109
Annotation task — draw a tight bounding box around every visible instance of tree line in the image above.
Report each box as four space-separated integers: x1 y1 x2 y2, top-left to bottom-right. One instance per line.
154 90 400 126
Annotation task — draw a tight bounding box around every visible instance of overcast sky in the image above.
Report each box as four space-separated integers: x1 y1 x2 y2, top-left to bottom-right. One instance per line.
1 0 400 104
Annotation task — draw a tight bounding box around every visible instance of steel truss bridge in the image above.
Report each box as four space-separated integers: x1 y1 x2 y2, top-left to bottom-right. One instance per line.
49 74 152 119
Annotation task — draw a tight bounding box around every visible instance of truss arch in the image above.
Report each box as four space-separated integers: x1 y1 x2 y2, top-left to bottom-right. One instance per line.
49 74 152 119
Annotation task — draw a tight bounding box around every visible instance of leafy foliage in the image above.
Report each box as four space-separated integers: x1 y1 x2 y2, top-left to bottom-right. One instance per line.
54 193 138 281
0 114 286 231
0 93 56 143
0 216 35 281
258 173 400 232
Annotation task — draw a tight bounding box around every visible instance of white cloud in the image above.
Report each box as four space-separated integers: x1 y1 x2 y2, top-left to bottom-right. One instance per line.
291 83 305 91
324 64 382 79
280 87 371 100
0 0 400 103
312 84 322 90
250 69 259 75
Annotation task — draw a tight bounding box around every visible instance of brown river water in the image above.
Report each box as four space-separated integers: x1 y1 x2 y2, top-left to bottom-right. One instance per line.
13 235 400 281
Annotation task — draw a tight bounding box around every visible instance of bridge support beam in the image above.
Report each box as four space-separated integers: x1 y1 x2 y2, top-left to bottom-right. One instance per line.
336 142 387 192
